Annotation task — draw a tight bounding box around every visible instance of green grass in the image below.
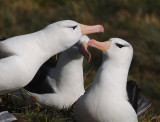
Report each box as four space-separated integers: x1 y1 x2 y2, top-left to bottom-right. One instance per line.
0 0 160 121
0 92 159 122
0 93 73 122
14 107 72 122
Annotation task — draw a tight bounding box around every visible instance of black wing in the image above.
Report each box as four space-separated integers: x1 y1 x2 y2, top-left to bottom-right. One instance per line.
127 80 151 116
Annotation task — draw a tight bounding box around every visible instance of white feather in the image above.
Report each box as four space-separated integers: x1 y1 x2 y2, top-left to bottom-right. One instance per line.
0 20 82 94
30 35 90 109
74 38 138 122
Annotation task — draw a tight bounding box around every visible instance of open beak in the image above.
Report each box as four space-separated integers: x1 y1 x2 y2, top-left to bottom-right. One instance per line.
80 24 104 35
88 39 111 52
79 41 91 62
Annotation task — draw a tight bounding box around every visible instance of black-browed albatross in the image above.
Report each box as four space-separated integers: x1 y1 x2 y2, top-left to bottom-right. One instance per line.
0 20 104 95
74 38 138 122
25 35 91 109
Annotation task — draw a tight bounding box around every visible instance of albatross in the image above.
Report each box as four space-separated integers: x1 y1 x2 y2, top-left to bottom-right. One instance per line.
1 35 150 114
24 35 91 109
74 38 138 122
23 37 150 113
0 20 104 95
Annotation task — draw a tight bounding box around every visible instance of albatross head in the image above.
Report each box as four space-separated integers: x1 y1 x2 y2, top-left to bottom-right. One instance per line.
47 20 104 51
88 38 133 65
64 35 91 62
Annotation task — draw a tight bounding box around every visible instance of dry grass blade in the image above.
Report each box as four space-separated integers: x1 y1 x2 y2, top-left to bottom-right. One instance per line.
84 65 95 79
85 81 93 90
84 65 95 90
21 89 41 111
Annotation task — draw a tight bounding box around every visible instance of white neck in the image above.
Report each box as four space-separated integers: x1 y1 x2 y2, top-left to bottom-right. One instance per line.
32 28 67 61
1 25 78 88
4 26 72 76
91 54 131 99
48 51 85 94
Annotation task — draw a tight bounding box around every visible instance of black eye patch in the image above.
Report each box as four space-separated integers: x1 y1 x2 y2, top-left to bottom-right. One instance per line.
115 43 125 48
68 25 77 30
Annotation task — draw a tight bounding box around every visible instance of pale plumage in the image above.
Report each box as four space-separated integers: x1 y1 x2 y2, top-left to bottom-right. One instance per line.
0 20 103 94
74 38 138 122
27 35 90 109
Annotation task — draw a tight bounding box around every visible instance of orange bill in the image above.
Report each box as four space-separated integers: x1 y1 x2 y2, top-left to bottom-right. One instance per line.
80 24 104 35
88 39 111 52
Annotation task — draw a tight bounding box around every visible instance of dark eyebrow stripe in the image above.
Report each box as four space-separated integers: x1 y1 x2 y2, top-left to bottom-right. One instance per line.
116 43 130 48
67 25 77 29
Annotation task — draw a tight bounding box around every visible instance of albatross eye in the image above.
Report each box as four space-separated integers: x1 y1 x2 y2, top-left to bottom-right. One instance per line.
115 43 125 48
67 25 78 30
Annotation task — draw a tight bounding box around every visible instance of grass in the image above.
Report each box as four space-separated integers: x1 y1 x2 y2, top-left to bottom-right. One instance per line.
0 0 160 121
0 92 73 122
0 91 159 122
0 68 159 122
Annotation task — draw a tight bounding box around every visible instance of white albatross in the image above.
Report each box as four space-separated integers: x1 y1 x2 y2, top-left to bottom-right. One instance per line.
74 38 138 122
23 36 150 112
26 35 91 109
0 20 104 95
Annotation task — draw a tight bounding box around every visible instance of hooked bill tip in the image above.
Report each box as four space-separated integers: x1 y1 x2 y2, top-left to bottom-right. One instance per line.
79 43 91 62
88 39 96 47
97 25 104 32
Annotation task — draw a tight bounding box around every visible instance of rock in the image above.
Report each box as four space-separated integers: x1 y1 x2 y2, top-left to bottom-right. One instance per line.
0 111 17 122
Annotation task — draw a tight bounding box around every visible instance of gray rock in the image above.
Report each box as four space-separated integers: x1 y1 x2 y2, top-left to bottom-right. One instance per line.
0 111 17 122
